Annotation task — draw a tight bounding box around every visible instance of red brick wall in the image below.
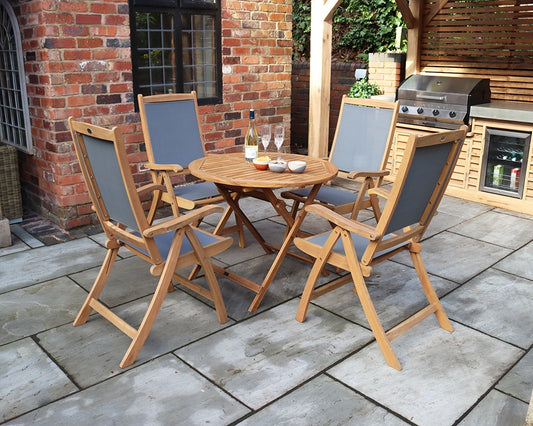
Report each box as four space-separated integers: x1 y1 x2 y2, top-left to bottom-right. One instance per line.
291 61 364 153
14 0 292 229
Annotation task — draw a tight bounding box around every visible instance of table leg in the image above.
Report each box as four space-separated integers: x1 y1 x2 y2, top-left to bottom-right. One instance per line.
215 184 274 254
248 183 322 311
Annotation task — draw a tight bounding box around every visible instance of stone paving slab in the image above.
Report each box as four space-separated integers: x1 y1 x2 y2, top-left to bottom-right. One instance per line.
70 255 161 308
37 289 233 388
6 354 249 425
458 390 528 426
0 234 29 256
1 338 77 423
442 268 533 349
0 276 88 346
238 374 409 425
495 240 533 281
0 237 107 294
496 349 533 403
309 259 458 330
449 210 533 249
176 299 374 410
328 321 524 426
394 231 512 284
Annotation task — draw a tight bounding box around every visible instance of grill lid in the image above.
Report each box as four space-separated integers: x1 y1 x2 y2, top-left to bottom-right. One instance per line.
396 75 491 129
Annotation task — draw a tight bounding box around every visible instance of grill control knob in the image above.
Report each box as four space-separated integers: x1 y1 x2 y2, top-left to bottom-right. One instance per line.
449 111 457 118
401 105 409 113
432 109 440 116
417 107 424 114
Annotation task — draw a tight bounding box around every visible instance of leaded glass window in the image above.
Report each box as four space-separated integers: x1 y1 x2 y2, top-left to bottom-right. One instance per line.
130 0 221 106
0 0 32 153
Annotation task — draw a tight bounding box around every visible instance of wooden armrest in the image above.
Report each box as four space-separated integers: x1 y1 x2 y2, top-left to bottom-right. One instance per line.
367 187 390 199
304 204 380 241
346 169 390 180
143 205 224 238
144 162 184 174
136 183 165 197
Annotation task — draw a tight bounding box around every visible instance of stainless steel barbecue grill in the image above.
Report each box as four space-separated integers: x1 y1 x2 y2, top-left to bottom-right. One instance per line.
396 75 491 129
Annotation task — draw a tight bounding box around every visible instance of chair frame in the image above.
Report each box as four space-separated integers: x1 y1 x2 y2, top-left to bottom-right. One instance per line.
69 117 233 368
138 91 245 247
294 127 467 370
283 95 400 221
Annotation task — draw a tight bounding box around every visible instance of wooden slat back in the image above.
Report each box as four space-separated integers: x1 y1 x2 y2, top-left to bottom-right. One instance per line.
420 0 533 103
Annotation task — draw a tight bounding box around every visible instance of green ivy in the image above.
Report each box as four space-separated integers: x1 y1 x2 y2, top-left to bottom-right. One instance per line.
293 0 406 61
347 79 382 99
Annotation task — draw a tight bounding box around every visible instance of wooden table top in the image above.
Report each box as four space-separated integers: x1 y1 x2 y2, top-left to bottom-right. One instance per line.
189 153 338 189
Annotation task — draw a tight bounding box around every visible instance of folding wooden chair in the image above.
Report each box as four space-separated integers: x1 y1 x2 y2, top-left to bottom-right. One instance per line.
138 92 246 247
282 95 399 221
69 117 233 368
294 126 467 370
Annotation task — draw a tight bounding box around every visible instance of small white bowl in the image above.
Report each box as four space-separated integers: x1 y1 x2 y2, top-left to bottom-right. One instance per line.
288 160 306 173
268 160 287 173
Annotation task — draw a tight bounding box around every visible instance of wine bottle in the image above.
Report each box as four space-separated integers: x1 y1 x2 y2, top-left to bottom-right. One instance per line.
244 109 258 161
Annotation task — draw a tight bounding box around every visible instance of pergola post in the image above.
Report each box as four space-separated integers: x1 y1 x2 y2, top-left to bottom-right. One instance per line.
307 0 342 158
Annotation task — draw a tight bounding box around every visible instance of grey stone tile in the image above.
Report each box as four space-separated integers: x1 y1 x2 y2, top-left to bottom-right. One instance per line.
0 338 77 423
0 276 88 345
0 234 29 256
437 195 493 220
394 231 512 284
0 238 107 294
494 207 533 221
458 390 528 426
238 374 408 425
329 321 523 426
442 269 533 348
70 256 160 308
423 209 468 239
7 354 249 425
38 289 233 388
195 252 339 321
495 240 533 281
176 299 373 410
497 349 533 403
311 260 458 330
449 210 533 249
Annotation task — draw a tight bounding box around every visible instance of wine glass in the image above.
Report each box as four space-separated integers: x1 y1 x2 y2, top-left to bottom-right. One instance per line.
260 124 271 155
274 124 284 160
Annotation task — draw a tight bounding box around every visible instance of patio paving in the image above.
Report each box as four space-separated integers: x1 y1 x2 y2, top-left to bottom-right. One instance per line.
0 194 532 425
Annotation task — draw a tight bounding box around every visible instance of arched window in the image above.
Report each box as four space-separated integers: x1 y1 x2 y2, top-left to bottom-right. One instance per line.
0 0 32 153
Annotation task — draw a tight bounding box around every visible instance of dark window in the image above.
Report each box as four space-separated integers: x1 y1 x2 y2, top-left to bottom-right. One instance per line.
129 0 221 106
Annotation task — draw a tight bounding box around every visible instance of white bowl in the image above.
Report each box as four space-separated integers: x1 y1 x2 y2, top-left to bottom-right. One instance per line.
268 160 287 173
288 160 306 173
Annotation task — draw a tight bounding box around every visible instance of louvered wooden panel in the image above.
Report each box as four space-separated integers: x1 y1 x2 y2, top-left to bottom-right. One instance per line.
420 0 533 103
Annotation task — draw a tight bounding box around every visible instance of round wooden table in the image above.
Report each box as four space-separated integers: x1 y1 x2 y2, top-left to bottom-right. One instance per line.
189 152 338 311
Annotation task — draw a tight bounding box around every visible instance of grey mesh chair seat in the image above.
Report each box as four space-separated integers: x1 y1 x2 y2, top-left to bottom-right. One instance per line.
175 181 221 202
288 185 359 208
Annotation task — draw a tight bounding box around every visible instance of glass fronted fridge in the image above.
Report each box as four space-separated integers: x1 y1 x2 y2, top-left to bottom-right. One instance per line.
480 128 531 198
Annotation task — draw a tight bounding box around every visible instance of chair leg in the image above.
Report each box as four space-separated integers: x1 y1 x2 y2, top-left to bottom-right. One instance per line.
184 227 227 324
409 245 453 332
296 229 342 322
73 246 119 327
341 230 402 370
120 228 186 368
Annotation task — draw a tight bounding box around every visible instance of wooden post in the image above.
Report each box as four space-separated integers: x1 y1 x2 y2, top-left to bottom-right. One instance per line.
405 0 423 76
308 0 342 159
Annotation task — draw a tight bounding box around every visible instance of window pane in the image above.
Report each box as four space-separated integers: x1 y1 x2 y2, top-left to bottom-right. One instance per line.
181 14 217 97
134 11 177 96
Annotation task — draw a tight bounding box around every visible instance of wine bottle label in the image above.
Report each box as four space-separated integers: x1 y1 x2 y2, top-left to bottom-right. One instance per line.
245 146 258 161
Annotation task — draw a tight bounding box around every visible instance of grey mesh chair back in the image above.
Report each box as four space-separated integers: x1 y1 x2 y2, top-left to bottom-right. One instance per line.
329 99 397 174
141 95 206 167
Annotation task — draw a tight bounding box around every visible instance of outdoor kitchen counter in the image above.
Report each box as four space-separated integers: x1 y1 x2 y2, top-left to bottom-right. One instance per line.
471 100 533 124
